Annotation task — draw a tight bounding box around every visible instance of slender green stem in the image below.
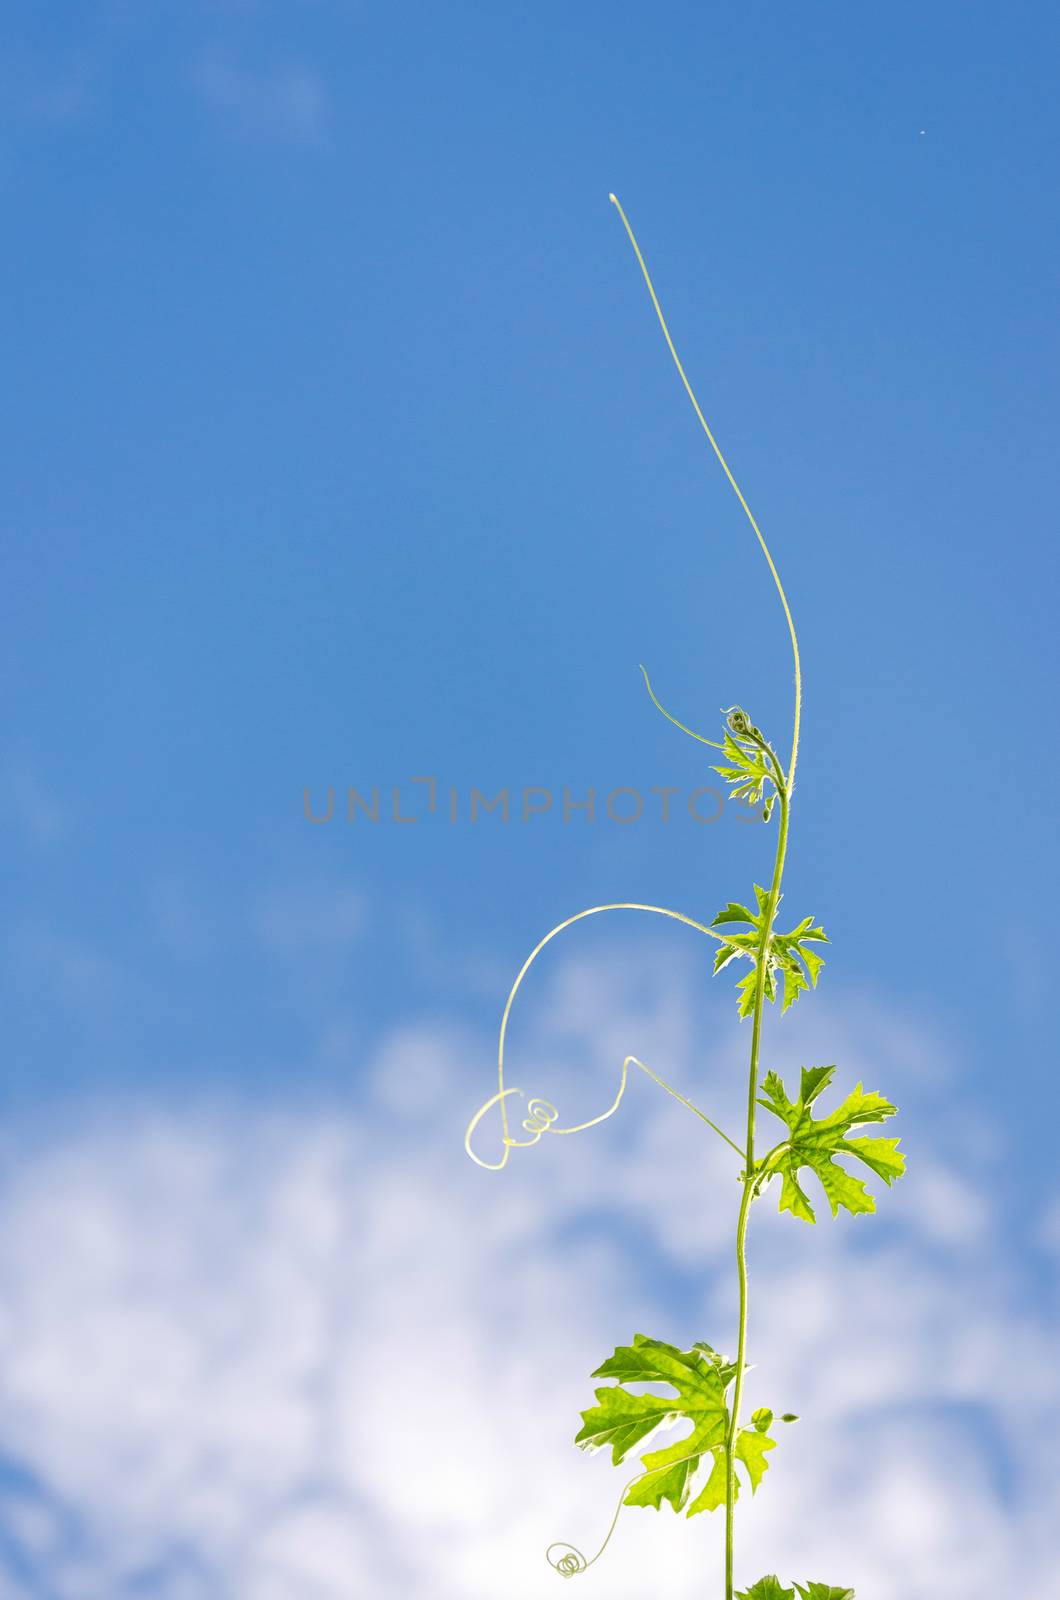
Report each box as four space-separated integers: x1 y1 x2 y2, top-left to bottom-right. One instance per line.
724 781 791 1600
724 1169 754 1596
606 195 803 1596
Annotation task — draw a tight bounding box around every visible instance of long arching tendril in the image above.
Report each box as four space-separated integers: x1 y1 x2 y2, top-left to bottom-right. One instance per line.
609 192 801 790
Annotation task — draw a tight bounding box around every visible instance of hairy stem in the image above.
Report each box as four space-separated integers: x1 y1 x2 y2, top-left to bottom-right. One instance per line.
724 780 790 1600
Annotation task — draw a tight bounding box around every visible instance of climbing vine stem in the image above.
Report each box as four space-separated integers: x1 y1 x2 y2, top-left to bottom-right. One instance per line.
607 194 803 1600
463 195 905 1600
726 771 790 1598
611 190 800 1600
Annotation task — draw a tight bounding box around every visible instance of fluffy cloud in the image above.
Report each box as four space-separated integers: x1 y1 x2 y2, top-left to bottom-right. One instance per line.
0 953 1053 1597
190 51 329 144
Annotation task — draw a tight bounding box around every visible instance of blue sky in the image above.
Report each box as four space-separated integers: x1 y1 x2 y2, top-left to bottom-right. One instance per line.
1 3 1058 1596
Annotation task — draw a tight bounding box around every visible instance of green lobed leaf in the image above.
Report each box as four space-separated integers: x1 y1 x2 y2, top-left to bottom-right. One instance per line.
710 893 828 1017
576 1334 780 1516
735 1428 774 1491
690 1340 740 1387
738 1581 854 1599
712 901 759 929
713 737 772 801
757 1067 905 1223
683 1446 729 1514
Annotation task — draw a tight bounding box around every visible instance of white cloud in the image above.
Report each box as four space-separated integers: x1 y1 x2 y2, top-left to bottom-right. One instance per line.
149 875 215 960
0 58 95 132
370 1017 481 1116
190 51 329 144
243 879 368 1030
252 879 366 955
7 924 124 1025
0 965 1053 1596
0 756 67 843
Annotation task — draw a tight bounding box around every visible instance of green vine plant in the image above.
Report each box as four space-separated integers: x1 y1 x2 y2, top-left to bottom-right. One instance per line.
464 194 905 1600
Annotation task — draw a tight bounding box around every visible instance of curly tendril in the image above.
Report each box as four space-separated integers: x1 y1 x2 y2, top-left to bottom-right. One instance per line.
522 1098 560 1136
545 1471 636 1579
463 902 746 1172
465 1054 743 1167
546 1542 589 1578
545 1453 705 1579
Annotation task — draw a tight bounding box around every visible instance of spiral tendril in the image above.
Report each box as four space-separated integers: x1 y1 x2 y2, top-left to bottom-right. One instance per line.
546 1542 589 1578
523 1098 560 1134
463 903 745 1172
466 1053 743 1168
545 1452 705 1578
545 1473 627 1579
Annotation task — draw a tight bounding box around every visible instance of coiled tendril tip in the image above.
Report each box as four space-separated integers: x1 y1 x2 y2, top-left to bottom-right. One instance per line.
547 1542 589 1579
